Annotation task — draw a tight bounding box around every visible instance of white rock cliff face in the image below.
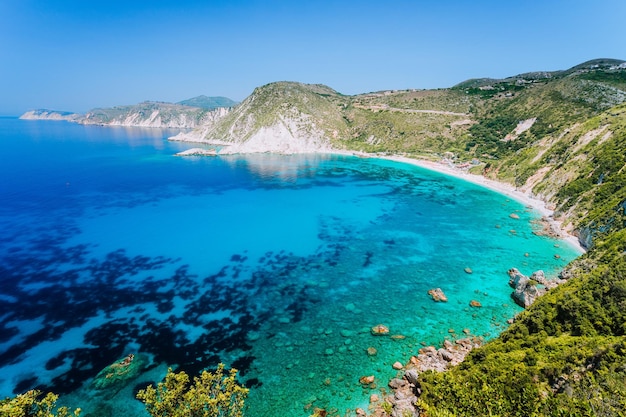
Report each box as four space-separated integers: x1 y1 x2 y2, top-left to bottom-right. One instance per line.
21 105 232 129
219 118 333 154
170 117 334 154
170 90 336 155
81 106 230 129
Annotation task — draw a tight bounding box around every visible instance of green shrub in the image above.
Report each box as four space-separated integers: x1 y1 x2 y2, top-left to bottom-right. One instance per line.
136 364 248 417
0 390 81 417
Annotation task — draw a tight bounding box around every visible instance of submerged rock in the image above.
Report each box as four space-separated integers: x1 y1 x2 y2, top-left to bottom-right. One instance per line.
174 148 217 156
371 324 390 335
92 353 148 391
427 288 448 302
359 375 375 385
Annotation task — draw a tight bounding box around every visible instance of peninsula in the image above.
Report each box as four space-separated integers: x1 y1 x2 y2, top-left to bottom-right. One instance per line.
19 95 237 129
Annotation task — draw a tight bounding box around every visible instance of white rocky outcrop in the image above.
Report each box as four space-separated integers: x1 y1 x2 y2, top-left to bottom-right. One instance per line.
168 82 345 155
503 118 537 141
217 118 333 154
174 148 217 156
508 268 564 308
170 118 334 155
81 106 230 129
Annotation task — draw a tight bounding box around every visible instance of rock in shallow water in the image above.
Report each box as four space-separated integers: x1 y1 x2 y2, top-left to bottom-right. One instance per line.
92 353 148 392
371 324 390 335
359 375 375 385
427 288 448 302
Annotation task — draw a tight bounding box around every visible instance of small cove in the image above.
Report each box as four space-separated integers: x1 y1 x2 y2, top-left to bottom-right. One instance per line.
0 119 581 417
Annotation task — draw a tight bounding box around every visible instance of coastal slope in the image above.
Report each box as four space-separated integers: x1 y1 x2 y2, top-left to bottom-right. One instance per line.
170 82 352 153
80 102 230 128
19 109 81 121
19 96 237 129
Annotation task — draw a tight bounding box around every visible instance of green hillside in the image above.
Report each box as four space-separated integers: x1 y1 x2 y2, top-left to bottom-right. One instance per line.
201 81 353 144
390 63 626 416
80 101 225 127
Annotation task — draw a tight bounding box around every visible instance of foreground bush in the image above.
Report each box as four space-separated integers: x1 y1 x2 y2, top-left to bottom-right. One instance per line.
0 390 81 417
136 364 248 417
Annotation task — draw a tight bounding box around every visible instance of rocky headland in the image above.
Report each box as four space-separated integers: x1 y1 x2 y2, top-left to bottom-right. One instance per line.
19 96 236 129
20 109 81 121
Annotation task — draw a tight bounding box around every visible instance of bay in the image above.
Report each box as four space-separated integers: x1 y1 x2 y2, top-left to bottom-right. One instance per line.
0 118 580 416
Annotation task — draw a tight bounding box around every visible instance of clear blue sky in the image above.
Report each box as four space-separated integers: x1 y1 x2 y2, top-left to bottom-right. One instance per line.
1 0 625 115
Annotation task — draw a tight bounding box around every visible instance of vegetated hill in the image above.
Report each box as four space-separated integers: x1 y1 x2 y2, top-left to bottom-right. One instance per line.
342 88 475 155
414 103 626 416
174 82 353 153
459 66 626 162
80 101 229 128
177 95 238 110
452 63 626 243
178 81 477 156
395 63 626 416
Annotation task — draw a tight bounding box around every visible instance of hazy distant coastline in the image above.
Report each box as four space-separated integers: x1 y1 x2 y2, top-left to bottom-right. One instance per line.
19 95 237 129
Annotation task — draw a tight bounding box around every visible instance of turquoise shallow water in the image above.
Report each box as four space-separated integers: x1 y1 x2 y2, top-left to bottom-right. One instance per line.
0 119 581 416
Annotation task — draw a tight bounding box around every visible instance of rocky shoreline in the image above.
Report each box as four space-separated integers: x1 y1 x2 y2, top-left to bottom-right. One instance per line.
354 260 585 417
174 148 217 156
350 335 483 417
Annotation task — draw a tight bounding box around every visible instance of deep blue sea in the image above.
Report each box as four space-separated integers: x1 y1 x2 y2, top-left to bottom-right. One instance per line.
0 118 581 416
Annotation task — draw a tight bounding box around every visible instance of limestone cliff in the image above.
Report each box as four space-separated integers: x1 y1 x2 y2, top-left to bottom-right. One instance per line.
80 102 230 128
20 96 236 129
170 82 352 154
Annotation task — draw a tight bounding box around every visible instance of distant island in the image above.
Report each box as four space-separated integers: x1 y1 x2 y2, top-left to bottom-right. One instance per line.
19 95 238 129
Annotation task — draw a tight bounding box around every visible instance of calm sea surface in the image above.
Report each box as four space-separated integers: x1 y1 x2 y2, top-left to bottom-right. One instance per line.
0 118 581 416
